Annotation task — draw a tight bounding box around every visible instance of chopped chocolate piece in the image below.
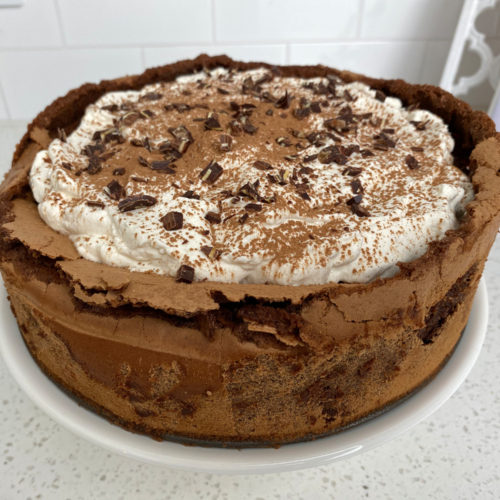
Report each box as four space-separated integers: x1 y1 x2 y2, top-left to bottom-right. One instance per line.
343 89 354 102
143 136 151 152
141 109 155 118
101 103 119 112
181 190 201 200
142 92 163 101
105 180 125 201
245 203 262 211
161 211 183 230
284 154 298 161
346 194 370 217
350 179 364 194
229 101 240 112
265 108 274 116
299 191 311 201
137 156 149 167
169 125 194 152
411 146 424 152
87 156 102 175
151 160 176 174
347 194 363 205
204 112 222 131
405 154 420 170
375 89 386 102
239 213 249 224
205 211 221 224
373 132 396 149
275 90 291 109
298 165 313 175
86 200 105 208
201 246 221 260
219 134 232 152
410 120 429 131
238 182 259 200
176 264 194 283
253 160 272 171
361 149 374 157
293 106 310 120
276 136 291 147
341 144 360 157
130 175 148 183
118 194 157 212
303 154 318 163
343 166 363 176
61 162 72 171
112 167 125 176
310 101 322 113
200 160 223 183
121 111 142 126
241 117 257 134
242 76 255 94
217 87 230 95
172 102 192 113
130 138 143 147
228 119 243 135
318 145 348 165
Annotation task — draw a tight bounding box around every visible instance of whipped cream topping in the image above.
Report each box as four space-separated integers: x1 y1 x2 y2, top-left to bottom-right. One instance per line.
29 67 473 285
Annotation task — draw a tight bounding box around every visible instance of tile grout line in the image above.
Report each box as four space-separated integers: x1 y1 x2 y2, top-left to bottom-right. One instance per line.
53 0 67 46
0 38 450 53
0 81 12 120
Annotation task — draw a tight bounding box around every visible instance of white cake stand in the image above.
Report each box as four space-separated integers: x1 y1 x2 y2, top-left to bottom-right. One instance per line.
0 279 488 474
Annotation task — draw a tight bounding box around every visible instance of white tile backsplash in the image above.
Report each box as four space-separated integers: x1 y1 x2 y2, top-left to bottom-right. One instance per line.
0 49 143 120
144 45 287 68
0 0 497 118
214 0 360 42
290 41 426 82
57 0 212 46
0 0 62 48
361 0 463 40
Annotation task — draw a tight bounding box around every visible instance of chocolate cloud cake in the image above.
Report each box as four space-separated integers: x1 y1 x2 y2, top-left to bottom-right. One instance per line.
0 55 499 446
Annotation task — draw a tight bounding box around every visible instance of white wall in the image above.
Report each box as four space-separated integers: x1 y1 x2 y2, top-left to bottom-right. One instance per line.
0 0 498 120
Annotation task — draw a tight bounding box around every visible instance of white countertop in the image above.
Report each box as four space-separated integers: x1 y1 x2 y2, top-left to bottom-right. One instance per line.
0 120 499 499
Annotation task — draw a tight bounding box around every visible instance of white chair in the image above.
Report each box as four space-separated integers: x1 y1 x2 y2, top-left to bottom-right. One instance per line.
440 0 500 128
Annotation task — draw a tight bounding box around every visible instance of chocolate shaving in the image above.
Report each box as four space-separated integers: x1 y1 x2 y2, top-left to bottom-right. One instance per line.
142 92 163 101
118 195 157 212
405 154 420 170
151 160 176 174
86 200 105 208
245 203 262 211
161 211 183 231
275 90 291 109
299 191 311 201
411 146 424 152
176 264 194 283
350 179 363 194
105 180 124 201
137 156 149 167
217 87 230 95
181 190 201 200
342 166 363 176
204 112 222 131
205 211 221 224
201 246 221 260
346 195 370 217
219 134 232 152
239 213 249 224
86 157 102 175
61 162 72 171
265 108 274 116
318 145 348 165
253 160 272 171
113 167 125 176
200 160 223 183
276 136 291 147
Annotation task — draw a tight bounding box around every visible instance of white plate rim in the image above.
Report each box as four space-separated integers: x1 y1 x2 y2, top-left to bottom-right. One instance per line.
0 279 488 474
